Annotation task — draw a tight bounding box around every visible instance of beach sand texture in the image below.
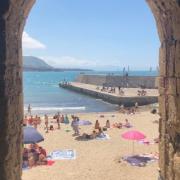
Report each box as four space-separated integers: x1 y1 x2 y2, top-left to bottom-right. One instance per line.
22 110 159 180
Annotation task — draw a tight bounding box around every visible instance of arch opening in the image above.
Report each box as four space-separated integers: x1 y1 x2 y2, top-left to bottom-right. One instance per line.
0 1 180 180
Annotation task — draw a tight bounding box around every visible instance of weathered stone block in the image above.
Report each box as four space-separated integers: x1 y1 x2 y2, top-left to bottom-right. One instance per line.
159 46 167 76
175 40 180 77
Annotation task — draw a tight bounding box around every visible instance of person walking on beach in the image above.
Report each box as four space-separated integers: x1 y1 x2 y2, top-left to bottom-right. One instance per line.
71 117 79 135
44 114 49 133
57 112 60 129
28 104 32 115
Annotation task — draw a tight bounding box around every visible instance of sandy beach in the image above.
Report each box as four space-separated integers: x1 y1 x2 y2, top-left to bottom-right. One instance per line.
22 107 159 180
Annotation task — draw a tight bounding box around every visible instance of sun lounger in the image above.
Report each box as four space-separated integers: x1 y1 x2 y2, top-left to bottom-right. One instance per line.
122 154 158 167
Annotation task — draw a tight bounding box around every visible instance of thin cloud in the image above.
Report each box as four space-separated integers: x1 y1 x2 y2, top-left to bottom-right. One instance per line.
40 56 123 70
22 32 46 49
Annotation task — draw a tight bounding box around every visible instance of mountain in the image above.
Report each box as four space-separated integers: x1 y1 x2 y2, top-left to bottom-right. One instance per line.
23 56 54 71
23 56 92 71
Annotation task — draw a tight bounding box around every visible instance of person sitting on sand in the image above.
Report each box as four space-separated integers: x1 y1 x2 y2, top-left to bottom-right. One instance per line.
91 130 97 139
28 151 36 168
38 146 47 157
124 119 131 128
95 120 100 129
37 153 47 165
49 125 54 131
105 120 110 128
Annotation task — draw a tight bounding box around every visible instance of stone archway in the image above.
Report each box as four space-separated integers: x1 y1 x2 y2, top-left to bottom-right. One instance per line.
0 0 180 180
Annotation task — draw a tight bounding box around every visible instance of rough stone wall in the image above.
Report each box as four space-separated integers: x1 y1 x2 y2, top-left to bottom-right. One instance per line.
147 0 180 179
76 74 157 88
0 0 179 180
76 75 107 86
0 1 35 180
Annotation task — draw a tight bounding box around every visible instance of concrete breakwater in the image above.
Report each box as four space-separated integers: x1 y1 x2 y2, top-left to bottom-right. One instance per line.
59 82 158 107
76 75 158 89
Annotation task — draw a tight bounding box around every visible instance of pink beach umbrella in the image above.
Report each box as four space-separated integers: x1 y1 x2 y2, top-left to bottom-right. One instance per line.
121 130 146 154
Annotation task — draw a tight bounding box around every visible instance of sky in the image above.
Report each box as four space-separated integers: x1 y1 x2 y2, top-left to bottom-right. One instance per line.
23 0 160 71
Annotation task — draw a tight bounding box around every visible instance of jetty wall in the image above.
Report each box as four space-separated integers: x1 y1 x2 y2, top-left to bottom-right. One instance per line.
76 75 158 89
60 84 158 107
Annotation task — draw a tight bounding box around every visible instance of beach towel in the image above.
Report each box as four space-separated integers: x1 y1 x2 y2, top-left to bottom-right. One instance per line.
138 139 155 145
122 154 158 167
48 150 76 160
76 120 92 126
123 124 133 128
96 134 110 140
47 160 55 166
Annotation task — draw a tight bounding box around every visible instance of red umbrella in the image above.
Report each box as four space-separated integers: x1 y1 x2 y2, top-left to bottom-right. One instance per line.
121 130 146 154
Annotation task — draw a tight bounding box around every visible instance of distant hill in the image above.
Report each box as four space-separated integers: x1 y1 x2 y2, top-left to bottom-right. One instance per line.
23 56 92 72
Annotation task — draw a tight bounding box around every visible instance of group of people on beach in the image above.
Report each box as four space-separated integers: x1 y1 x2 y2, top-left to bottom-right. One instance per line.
44 113 70 133
119 102 138 114
78 119 110 140
112 119 131 129
23 115 41 129
23 144 47 169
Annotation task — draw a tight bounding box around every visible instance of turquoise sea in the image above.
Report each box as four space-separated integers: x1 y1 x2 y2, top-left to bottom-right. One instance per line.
23 71 157 115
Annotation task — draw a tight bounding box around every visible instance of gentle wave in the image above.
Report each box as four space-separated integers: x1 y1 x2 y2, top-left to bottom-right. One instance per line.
24 106 86 111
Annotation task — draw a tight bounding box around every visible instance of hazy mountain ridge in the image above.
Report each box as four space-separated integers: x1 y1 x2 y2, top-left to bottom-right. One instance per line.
23 56 92 71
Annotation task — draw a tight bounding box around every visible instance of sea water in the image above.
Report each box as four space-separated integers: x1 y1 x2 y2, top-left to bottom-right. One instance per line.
23 71 157 115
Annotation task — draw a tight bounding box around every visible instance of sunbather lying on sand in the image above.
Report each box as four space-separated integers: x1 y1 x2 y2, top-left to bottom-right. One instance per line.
112 122 123 129
78 130 97 140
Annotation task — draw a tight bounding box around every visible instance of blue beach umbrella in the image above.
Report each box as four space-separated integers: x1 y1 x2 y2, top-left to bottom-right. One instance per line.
23 126 44 144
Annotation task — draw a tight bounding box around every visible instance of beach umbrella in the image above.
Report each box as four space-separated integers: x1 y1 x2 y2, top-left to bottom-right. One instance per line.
121 130 146 154
23 126 44 144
